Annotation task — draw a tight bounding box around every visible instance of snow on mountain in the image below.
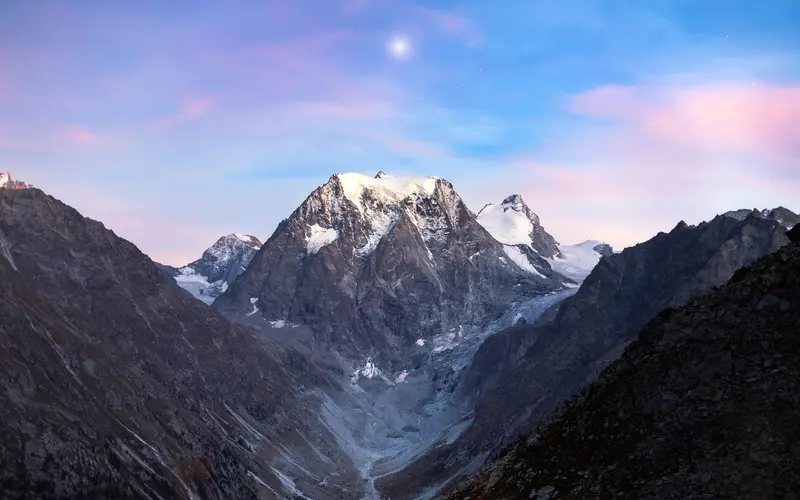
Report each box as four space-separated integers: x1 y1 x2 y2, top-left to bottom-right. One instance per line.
548 239 614 283
215 172 570 367
0 172 32 190
477 194 566 279
171 233 262 304
477 194 561 258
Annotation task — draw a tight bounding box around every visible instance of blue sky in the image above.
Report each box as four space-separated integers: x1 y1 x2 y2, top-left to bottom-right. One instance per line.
1 0 798 264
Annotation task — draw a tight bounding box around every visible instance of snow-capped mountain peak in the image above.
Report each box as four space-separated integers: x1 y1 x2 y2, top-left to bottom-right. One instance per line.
168 233 262 304
0 172 32 190
335 172 440 212
477 194 560 259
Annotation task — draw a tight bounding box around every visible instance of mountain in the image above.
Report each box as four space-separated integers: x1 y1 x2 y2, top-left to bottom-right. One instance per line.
477 194 562 259
477 196 613 283
214 173 570 369
163 234 262 304
447 229 800 499
0 187 360 499
724 206 798 229
0 172 32 190
375 213 790 499
547 239 615 282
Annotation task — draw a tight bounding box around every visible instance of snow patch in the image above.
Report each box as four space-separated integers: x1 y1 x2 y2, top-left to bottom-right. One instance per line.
350 357 392 384
502 245 546 278
547 239 607 282
416 339 426 347
174 268 217 305
306 224 338 255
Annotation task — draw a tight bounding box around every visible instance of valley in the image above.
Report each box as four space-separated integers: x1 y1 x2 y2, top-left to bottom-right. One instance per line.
0 171 797 499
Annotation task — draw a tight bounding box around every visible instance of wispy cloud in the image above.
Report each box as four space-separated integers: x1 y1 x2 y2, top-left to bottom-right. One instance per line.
570 83 800 163
151 97 216 131
413 6 482 46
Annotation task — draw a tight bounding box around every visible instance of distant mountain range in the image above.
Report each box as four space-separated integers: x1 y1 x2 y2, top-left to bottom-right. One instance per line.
0 170 797 499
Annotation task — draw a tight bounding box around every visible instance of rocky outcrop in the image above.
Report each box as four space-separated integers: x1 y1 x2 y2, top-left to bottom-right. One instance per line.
0 188 360 499
447 232 800 499
163 234 262 304
724 206 798 228
477 194 562 259
0 172 32 190
375 213 789 499
215 173 569 369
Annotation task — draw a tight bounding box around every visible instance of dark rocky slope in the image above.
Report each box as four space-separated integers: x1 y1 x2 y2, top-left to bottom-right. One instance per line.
376 213 789 498
446 229 800 499
0 188 360 499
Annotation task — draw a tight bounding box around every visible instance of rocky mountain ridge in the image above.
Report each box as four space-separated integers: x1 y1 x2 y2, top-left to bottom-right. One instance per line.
215 172 571 370
375 212 790 499
162 234 262 304
0 187 361 499
447 227 800 499
0 172 33 190
724 206 798 228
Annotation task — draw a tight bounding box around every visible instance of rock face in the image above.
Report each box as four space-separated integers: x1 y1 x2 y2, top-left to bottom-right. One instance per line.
447 236 800 499
375 213 789 499
724 206 798 228
477 194 562 259
0 172 32 190
215 173 569 368
0 188 360 499
163 234 262 304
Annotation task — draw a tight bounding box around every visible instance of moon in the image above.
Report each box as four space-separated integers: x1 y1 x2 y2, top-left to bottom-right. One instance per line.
387 36 411 60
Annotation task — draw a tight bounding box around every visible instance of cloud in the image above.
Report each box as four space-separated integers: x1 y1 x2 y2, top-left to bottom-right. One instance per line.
151 97 216 131
55 125 109 147
569 83 800 163
413 6 482 46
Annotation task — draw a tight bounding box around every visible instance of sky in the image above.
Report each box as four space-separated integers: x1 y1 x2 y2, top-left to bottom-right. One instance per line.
1 0 798 265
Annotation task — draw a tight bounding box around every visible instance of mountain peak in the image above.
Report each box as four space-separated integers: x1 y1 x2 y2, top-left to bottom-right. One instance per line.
0 172 32 190
477 195 561 259
500 194 526 212
375 170 388 179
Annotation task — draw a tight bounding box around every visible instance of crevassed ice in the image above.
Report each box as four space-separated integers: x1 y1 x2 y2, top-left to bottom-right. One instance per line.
306 224 338 255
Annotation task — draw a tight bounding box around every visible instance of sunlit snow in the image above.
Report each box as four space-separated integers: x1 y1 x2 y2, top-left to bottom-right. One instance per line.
476 203 533 246
306 224 338 255
502 245 546 278
548 240 607 282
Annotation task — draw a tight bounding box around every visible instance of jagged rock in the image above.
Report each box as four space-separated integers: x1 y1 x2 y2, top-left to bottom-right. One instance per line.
477 194 562 259
0 172 32 190
376 212 789 499
215 173 569 368
724 206 798 228
0 188 361 499
161 234 262 304
446 238 800 499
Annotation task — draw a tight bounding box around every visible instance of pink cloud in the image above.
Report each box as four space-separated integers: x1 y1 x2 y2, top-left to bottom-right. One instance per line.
56 125 107 147
292 99 395 119
570 83 800 160
151 97 216 131
414 6 482 45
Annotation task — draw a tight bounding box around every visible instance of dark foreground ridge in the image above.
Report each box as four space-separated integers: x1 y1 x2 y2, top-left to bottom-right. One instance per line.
446 233 800 499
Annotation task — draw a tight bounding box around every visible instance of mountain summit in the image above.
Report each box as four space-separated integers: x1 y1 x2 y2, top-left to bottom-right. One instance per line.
163 233 262 304
0 172 32 190
477 194 562 259
215 172 569 367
